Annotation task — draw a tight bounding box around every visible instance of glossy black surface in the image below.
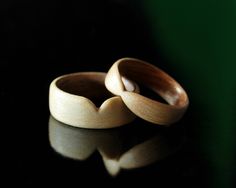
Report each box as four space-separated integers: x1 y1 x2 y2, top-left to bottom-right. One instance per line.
49 116 184 176
3 1 211 187
8 90 206 187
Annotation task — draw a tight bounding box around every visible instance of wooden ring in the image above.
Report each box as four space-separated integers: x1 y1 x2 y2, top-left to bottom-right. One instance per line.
49 72 139 129
105 58 189 126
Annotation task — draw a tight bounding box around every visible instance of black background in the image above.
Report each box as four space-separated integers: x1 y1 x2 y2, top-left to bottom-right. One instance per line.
2 0 208 187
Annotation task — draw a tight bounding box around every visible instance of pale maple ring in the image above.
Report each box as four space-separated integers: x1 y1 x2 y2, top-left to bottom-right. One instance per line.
105 58 189 126
49 72 139 129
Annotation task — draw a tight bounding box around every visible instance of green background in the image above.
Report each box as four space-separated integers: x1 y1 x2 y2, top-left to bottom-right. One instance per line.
136 0 236 187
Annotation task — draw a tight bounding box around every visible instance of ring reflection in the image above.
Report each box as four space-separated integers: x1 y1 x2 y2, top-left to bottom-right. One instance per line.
49 116 184 176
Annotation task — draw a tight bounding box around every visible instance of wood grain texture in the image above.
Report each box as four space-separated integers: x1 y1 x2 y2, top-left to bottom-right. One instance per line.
49 72 139 129
105 58 189 126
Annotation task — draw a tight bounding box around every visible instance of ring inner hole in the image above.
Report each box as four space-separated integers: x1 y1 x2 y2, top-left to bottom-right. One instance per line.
56 74 113 107
119 61 187 106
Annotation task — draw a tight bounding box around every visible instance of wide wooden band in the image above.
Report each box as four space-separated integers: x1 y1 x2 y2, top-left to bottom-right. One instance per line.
105 58 189 126
49 72 139 129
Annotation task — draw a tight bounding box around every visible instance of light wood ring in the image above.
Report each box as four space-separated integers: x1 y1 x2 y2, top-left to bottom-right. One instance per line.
49 72 139 129
105 58 189 126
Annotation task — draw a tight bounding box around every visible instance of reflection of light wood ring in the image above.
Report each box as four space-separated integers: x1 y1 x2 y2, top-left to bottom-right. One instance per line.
49 72 139 129
48 116 123 160
105 58 189 126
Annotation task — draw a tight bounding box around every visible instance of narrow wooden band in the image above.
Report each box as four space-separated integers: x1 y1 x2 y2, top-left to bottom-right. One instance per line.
105 58 189 126
49 72 139 129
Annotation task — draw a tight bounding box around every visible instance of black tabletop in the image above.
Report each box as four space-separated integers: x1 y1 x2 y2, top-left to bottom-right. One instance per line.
5 73 206 187
3 1 235 187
